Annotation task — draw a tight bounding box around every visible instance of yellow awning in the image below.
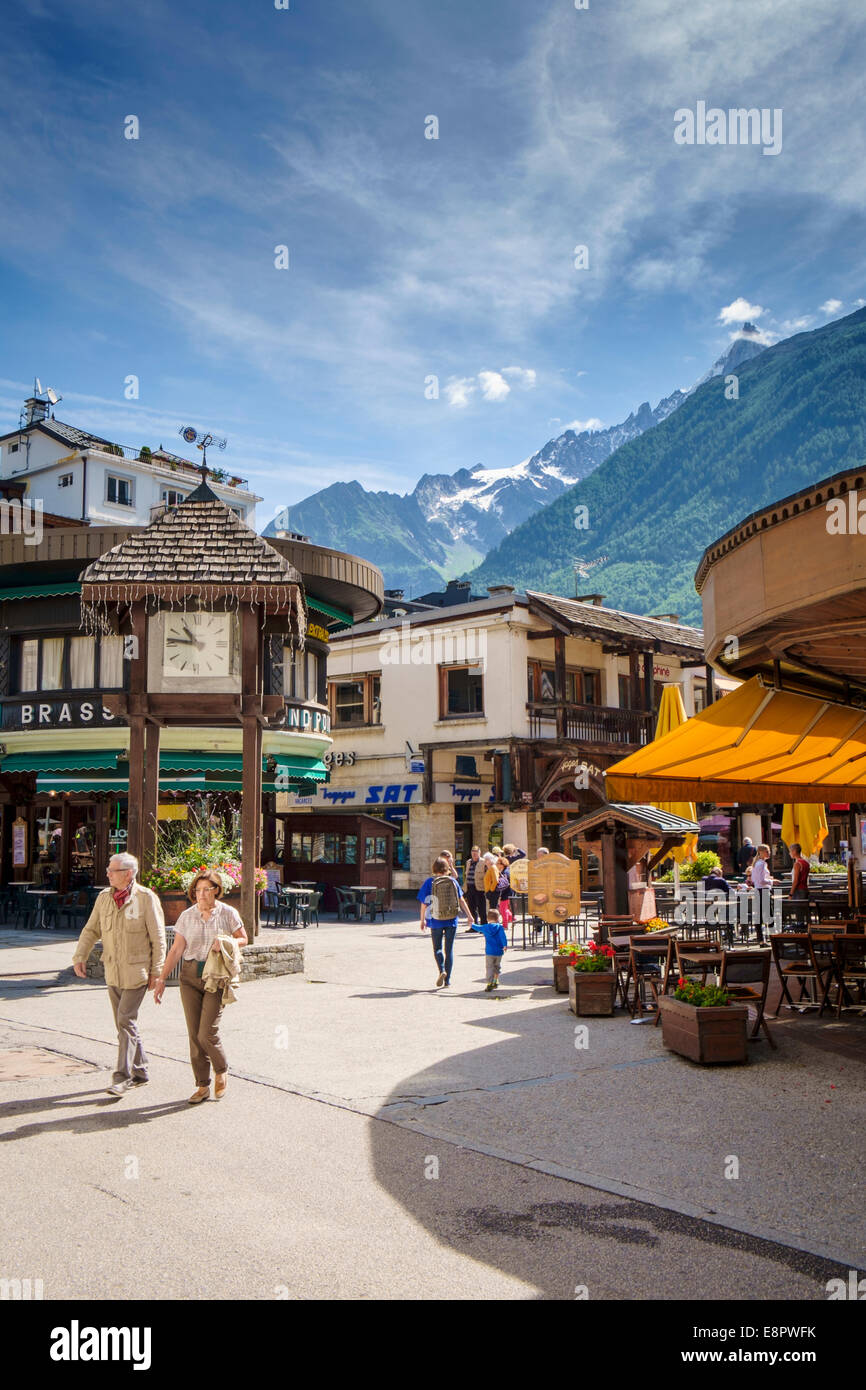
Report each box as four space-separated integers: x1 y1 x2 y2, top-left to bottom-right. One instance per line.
605 677 866 804
653 685 697 864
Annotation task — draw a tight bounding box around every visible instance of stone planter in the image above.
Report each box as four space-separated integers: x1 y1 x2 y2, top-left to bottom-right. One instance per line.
159 890 242 926
567 965 617 1016
658 996 749 1065
553 954 571 993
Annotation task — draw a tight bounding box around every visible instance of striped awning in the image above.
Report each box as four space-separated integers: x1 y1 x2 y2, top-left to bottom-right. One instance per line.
0 582 82 601
31 751 328 796
2 750 125 774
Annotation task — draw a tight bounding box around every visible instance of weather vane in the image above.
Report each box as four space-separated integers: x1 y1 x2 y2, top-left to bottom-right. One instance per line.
178 425 228 482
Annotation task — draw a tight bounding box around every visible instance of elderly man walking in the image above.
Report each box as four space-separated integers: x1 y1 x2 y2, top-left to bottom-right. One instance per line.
72 853 166 1098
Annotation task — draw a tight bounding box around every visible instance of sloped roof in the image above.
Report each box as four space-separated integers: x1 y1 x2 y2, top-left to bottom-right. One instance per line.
80 479 304 630
0 418 117 451
560 803 700 841
526 591 704 657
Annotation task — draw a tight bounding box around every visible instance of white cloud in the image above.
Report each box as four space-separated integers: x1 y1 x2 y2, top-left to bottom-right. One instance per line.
478 370 511 402
501 366 537 388
718 298 766 325
565 418 604 433
444 377 476 408
855 298 866 307
779 316 814 334
820 298 843 314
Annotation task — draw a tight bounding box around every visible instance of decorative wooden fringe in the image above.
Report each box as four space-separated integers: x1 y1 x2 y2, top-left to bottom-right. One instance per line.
80 584 306 648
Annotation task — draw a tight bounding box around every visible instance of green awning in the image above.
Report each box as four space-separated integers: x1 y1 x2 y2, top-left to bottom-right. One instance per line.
0 582 82 601
3 750 124 774
159 753 243 774
35 776 128 794
271 756 328 782
307 595 353 628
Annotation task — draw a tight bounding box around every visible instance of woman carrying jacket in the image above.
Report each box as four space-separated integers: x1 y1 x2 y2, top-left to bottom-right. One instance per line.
154 869 247 1103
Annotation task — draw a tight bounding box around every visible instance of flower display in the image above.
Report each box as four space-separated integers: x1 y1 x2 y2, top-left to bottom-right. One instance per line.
673 977 731 1007
563 940 616 973
140 808 267 895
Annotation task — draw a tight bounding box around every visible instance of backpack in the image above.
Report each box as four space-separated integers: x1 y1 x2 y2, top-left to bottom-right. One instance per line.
430 875 460 921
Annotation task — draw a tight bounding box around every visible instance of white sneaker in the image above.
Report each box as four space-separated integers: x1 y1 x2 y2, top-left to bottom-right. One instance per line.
106 1079 133 1097
436 971 446 987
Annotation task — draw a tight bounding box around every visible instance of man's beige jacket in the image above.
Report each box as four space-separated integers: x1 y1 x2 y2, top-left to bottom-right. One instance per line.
73 882 166 989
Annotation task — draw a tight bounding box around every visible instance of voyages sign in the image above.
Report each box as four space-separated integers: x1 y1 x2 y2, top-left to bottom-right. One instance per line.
3 698 117 729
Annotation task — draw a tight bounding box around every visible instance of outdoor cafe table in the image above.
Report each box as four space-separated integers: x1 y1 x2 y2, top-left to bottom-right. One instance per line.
676 949 725 985
26 889 60 930
278 887 311 926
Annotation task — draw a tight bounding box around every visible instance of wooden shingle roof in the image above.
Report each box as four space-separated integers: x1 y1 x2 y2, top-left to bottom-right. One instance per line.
79 480 305 635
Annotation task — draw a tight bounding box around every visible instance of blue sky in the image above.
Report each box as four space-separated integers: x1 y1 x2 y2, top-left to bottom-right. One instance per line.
1 0 864 525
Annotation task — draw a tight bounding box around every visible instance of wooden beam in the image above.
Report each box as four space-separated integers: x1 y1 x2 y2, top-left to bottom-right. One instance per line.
527 629 559 641
240 606 262 939
141 720 160 876
127 716 145 862
705 663 716 706
642 650 654 712
554 633 566 740
59 796 71 893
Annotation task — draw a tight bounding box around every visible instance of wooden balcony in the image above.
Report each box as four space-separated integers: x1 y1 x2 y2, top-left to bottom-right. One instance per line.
527 700 654 746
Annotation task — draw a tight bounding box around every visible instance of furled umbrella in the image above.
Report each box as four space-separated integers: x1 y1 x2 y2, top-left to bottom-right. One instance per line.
781 803 828 859
653 685 699 881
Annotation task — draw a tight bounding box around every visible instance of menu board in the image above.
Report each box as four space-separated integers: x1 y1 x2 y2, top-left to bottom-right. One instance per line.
507 856 529 894
527 851 581 925
12 817 28 868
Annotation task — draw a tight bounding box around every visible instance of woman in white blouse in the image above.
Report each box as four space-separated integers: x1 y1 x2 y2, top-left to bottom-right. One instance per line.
750 844 775 943
154 870 247 1103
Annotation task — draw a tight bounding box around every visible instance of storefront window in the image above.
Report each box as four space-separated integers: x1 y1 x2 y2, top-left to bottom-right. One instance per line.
41 637 63 690
69 636 95 688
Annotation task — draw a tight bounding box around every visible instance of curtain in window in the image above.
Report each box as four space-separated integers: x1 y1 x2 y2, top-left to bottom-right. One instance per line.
69 636 95 688
99 636 124 688
41 638 64 690
19 640 38 691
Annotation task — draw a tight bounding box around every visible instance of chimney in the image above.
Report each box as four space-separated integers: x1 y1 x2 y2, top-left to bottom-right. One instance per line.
23 397 49 427
576 593 605 607
385 588 405 600
487 583 515 596
446 579 471 590
650 612 680 624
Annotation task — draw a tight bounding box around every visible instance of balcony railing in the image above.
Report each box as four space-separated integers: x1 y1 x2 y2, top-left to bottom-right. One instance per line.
89 443 249 490
527 700 654 746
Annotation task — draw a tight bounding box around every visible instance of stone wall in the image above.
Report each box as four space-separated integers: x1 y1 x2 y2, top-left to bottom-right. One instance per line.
83 940 304 984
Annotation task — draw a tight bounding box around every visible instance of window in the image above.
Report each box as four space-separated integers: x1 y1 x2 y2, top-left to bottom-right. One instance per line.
59 472 74 488
334 680 365 725
528 661 602 706
106 475 134 506
455 755 478 777
9 443 18 454
68 637 95 688
693 682 707 713
440 664 484 718
365 836 387 864
99 636 124 688
16 634 124 692
162 488 186 506
328 673 381 726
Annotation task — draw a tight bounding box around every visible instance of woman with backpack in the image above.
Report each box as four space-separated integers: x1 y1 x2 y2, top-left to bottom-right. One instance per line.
418 855 473 988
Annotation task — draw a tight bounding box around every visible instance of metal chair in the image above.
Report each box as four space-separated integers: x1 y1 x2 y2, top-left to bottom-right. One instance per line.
261 890 283 928
297 891 320 929
335 887 361 921
367 888 385 923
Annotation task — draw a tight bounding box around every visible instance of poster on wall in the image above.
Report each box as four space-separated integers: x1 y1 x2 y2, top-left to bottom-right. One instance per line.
12 817 28 867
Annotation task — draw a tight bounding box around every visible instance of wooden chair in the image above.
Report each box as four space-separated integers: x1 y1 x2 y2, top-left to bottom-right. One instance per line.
720 949 776 1047
770 934 831 1015
651 935 680 1024
830 935 866 1018
624 937 671 1018
674 936 721 983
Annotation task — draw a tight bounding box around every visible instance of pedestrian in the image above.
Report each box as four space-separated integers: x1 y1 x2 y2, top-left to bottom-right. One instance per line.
737 837 757 874
418 855 473 988
750 843 775 943
463 845 484 932
789 842 811 900
482 851 501 919
72 852 166 1098
477 907 508 992
535 846 550 858
495 853 513 929
472 847 490 924
153 869 247 1103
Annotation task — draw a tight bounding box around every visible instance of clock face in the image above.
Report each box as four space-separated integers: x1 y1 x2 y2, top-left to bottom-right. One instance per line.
163 612 233 678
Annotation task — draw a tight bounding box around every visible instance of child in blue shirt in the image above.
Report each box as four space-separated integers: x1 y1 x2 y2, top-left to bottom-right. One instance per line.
476 907 508 991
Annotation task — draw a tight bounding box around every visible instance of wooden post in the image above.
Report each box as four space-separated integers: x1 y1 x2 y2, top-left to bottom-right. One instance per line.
629 651 641 710
95 800 108 889
126 602 149 865
142 721 160 876
127 717 145 862
554 632 567 741
705 663 716 706
642 651 654 711
240 606 262 939
600 830 617 932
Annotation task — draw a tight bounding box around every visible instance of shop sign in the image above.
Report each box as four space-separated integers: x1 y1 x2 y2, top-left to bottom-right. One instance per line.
283 780 423 809
323 750 356 767
12 816 28 866
433 782 496 804
307 622 330 643
653 665 675 678
285 702 331 734
3 698 117 729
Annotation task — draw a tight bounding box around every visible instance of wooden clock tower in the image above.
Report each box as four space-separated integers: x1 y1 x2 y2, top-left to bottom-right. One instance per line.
79 475 306 935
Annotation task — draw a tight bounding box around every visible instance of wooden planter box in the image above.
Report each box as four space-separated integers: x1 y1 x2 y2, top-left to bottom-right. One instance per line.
567 965 617 1016
657 996 749 1065
159 890 242 926
553 954 571 993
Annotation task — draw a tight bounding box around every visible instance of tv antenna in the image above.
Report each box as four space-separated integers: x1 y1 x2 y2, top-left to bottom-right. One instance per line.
178 425 228 481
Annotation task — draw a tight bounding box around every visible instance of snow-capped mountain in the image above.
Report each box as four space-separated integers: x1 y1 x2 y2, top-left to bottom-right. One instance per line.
262 326 767 594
